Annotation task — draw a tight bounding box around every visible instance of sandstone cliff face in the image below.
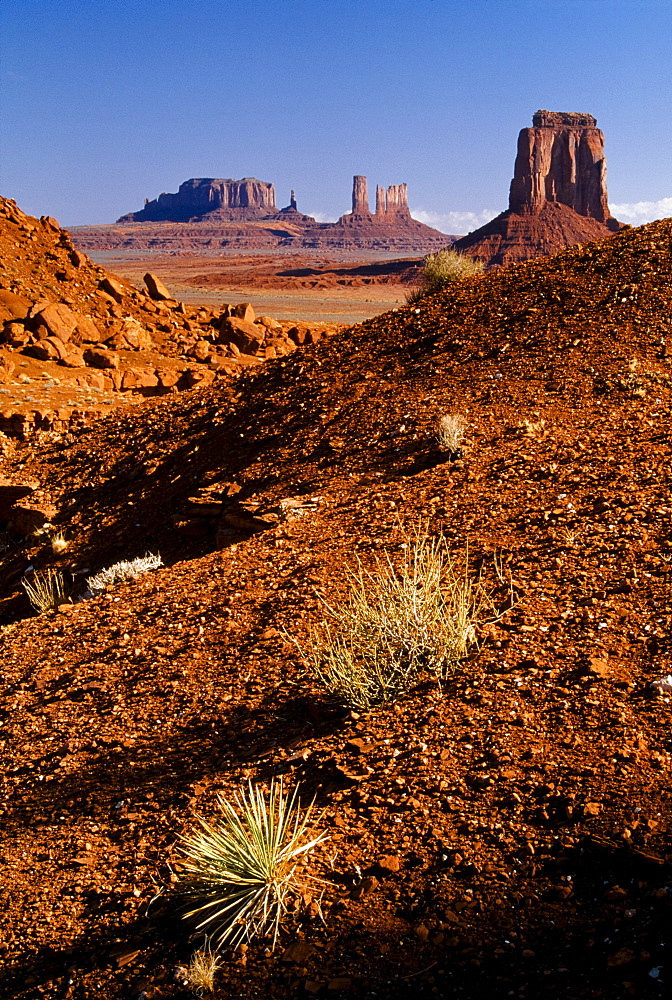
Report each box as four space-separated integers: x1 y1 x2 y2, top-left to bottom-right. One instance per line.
118 177 277 223
509 111 614 223
351 175 370 215
340 177 412 225
454 110 621 268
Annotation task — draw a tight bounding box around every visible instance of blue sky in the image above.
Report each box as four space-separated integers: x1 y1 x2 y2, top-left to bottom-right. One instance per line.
1 0 670 232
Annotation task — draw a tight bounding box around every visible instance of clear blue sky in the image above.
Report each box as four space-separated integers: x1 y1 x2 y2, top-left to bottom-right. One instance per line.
1 0 670 232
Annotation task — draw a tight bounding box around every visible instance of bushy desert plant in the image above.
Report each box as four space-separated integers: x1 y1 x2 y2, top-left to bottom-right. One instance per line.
178 780 327 951
407 248 484 303
294 527 500 710
86 552 162 594
21 567 72 614
436 413 467 452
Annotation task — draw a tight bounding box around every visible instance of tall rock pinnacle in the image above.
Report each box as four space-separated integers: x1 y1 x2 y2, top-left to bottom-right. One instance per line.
509 111 612 222
352 175 370 215
453 110 621 268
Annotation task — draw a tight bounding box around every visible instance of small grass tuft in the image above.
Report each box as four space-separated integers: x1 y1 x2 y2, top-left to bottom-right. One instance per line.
436 414 467 453
50 530 68 555
178 779 328 951
185 943 219 994
21 567 72 614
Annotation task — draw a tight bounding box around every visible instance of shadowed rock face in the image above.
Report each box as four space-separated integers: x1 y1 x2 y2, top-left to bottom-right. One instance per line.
509 110 612 222
117 177 277 223
454 110 621 267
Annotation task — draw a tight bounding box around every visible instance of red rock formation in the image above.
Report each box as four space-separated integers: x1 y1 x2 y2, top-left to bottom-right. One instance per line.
509 111 613 222
351 175 370 216
381 183 410 220
454 110 621 267
118 177 277 223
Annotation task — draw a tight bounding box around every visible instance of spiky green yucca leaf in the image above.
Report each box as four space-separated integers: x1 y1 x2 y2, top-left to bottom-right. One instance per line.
178 780 327 950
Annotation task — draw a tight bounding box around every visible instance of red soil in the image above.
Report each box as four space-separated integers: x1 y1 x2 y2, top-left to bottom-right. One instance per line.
1 219 671 999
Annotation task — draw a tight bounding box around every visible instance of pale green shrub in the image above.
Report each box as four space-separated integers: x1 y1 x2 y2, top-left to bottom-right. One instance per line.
294 528 500 709
407 248 484 302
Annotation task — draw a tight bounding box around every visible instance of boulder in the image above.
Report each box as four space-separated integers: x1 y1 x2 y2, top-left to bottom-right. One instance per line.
106 317 153 351
58 349 85 368
83 347 119 370
231 302 255 323
98 276 125 303
0 289 31 322
219 316 266 354
0 357 16 381
3 322 30 347
190 339 213 362
144 272 173 301
25 337 69 362
34 303 78 343
257 315 283 332
74 314 102 344
120 368 159 390
154 367 183 390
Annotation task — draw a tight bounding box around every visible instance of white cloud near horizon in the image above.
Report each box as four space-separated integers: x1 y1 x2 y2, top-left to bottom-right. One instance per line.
609 197 672 226
410 207 501 235
308 210 338 223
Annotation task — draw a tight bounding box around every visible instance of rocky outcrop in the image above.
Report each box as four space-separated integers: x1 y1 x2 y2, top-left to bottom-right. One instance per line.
509 111 615 223
351 175 370 216
454 110 622 268
117 177 278 223
77 174 451 255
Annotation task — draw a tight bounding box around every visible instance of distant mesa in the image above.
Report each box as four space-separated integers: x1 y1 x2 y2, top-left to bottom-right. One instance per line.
116 177 314 224
453 110 622 267
73 174 451 255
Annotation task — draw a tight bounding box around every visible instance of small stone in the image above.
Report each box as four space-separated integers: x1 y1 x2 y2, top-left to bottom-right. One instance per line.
583 801 601 817
377 855 401 873
327 978 352 991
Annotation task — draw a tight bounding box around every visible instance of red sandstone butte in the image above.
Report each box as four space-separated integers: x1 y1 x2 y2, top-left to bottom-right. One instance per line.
454 110 622 267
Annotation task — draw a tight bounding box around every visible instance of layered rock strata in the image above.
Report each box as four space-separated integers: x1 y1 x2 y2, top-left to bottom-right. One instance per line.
454 110 621 267
118 177 278 223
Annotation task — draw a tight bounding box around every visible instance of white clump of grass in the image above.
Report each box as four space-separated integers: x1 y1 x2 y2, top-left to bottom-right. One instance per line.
50 530 68 555
436 414 466 452
292 526 504 710
178 779 328 951
86 552 163 594
21 567 72 614
185 943 219 993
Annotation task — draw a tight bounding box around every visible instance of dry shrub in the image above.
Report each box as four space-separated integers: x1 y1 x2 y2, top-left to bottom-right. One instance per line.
407 248 484 302
178 780 327 951
86 552 162 594
295 527 503 709
185 945 219 993
21 567 71 614
436 414 467 452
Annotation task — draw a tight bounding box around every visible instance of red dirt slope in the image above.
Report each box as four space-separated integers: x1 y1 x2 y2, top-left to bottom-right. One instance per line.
0 220 671 999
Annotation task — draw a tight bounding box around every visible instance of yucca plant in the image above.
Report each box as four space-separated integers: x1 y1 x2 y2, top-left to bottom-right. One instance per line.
21 567 72 614
178 780 328 951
